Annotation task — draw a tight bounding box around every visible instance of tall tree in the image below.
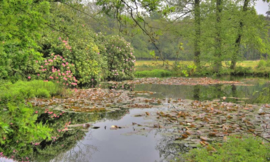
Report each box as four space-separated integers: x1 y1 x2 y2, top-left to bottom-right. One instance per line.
230 0 250 70
194 0 201 68
230 0 270 70
214 0 223 73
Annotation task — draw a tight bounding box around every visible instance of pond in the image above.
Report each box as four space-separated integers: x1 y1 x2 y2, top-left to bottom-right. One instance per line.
1 77 270 162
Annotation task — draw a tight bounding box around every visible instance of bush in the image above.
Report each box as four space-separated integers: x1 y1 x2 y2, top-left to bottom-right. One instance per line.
0 80 64 103
36 88 51 98
135 69 172 77
0 0 50 81
38 30 103 85
34 54 78 87
104 35 136 80
184 136 270 162
257 59 270 69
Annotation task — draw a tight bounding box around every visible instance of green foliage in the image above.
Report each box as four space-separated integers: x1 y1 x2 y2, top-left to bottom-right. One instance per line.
256 59 270 69
0 0 50 81
104 35 136 80
36 3 108 85
0 102 52 161
34 54 78 87
135 69 172 77
184 136 270 162
0 80 64 104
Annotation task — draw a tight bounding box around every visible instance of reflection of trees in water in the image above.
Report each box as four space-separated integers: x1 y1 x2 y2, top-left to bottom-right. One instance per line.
33 111 100 162
49 131 97 162
154 128 190 162
135 83 270 104
32 108 129 161
193 85 200 100
105 108 129 120
34 130 88 162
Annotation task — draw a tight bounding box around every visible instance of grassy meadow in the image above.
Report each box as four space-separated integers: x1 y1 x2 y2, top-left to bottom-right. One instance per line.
135 60 270 77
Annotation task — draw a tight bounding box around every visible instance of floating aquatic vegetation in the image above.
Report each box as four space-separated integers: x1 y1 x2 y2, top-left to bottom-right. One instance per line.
28 88 181 113
121 99 270 147
108 77 253 86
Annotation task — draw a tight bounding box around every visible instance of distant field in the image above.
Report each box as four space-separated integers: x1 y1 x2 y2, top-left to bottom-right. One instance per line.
135 60 260 70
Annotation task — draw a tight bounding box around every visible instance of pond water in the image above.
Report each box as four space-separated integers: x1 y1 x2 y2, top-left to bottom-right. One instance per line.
1 77 270 162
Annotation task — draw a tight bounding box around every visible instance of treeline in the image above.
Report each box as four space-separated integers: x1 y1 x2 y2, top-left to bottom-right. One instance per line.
91 0 270 73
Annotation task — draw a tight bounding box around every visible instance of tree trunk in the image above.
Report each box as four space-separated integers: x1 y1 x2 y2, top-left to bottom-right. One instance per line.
230 0 249 70
194 0 201 68
214 0 222 73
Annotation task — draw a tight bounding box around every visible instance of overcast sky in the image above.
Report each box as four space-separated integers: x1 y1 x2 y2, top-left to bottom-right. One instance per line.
255 0 269 15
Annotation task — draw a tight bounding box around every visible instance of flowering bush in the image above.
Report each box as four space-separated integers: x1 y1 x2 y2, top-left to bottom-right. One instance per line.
104 35 136 80
38 31 103 85
35 54 78 87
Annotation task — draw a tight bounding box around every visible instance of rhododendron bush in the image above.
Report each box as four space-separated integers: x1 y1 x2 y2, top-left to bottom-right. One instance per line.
38 30 103 85
104 35 136 81
34 54 78 87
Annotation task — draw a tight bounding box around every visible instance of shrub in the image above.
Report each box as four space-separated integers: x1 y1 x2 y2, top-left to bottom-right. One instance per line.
36 88 51 98
0 80 64 103
38 31 103 85
104 35 136 80
184 135 270 162
34 54 78 87
135 69 172 77
256 59 270 69
0 0 50 81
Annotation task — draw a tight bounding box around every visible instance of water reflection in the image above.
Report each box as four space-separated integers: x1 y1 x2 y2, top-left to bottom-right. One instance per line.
134 81 270 104
51 108 167 162
2 77 270 162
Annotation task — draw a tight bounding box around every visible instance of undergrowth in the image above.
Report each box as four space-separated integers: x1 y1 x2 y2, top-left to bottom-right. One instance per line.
0 80 67 104
182 135 270 162
135 69 173 77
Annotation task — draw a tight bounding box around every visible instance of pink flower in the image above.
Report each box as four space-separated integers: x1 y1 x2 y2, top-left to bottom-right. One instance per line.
28 76 31 79
37 74 40 76
35 111 38 114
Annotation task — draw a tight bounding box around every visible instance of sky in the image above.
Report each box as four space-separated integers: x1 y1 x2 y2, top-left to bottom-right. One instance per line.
255 0 269 15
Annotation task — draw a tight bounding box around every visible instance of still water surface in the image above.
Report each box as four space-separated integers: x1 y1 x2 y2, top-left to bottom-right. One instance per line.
1 77 270 162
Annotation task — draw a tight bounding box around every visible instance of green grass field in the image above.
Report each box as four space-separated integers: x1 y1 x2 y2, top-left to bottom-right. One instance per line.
135 60 260 69
135 60 269 77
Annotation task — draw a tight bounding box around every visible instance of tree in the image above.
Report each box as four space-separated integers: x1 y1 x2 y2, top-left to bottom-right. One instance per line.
214 0 223 73
230 0 270 70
